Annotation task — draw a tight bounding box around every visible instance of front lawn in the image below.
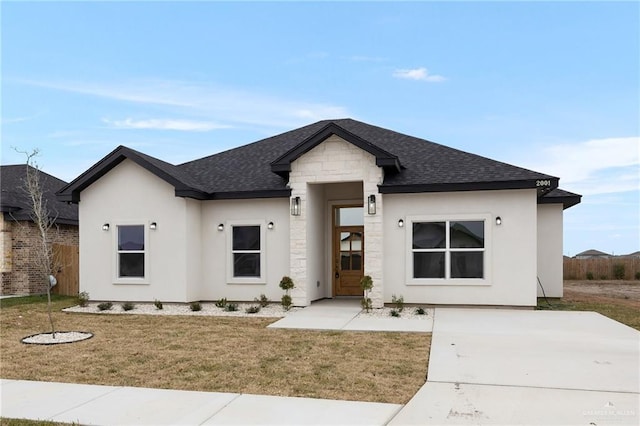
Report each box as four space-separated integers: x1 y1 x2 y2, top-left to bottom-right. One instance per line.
0 296 430 404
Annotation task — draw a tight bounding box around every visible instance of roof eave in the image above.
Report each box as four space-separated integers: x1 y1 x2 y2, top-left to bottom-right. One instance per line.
378 179 554 194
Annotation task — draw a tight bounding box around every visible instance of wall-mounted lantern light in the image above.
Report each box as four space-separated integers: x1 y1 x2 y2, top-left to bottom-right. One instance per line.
217 223 224 231
102 223 110 231
398 219 404 228
495 216 502 226
149 222 157 230
291 196 301 216
367 194 376 215
267 221 274 230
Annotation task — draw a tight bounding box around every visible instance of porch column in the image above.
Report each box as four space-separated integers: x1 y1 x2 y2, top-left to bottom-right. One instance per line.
289 188 308 306
364 187 384 308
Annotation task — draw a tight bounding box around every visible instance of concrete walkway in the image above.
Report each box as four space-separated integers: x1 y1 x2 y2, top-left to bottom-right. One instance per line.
2 306 639 425
268 298 434 332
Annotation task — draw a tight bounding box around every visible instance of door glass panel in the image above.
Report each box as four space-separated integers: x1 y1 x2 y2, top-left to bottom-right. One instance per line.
351 232 362 251
336 207 364 226
341 252 351 270
339 232 350 251
352 253 362 270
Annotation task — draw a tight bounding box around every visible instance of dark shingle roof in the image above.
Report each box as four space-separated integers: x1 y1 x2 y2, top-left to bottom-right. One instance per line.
57 118 581 207
1 165 78 225
538 188 582 209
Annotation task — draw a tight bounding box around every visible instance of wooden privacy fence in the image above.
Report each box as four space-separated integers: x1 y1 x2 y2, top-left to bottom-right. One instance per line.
563 257 640 280
52 244 79 296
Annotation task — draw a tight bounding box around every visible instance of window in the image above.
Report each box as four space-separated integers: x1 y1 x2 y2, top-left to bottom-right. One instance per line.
232 225 261 277
412 220 485 279
118 225 145 278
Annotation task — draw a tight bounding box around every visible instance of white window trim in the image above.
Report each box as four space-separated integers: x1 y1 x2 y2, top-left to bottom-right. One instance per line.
113 222 150 285
226 220 267 285
406 213 492 286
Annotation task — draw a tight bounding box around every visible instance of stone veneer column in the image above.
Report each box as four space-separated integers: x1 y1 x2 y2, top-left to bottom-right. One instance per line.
288 135 385 307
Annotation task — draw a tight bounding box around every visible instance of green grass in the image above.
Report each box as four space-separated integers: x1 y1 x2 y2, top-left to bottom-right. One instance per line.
0 419 76 426
537 296 640 330
0 295 76 309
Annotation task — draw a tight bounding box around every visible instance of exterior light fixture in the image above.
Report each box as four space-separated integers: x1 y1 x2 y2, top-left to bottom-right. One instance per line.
217 223 224 231
267 221 274 230
102 223 110 231
149 222 157 230
291 196 301 216
367 194 376 215
495 216 502 226
398 219 404 228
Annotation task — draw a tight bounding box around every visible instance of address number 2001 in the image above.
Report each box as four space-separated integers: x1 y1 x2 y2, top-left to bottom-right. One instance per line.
536 180 552 187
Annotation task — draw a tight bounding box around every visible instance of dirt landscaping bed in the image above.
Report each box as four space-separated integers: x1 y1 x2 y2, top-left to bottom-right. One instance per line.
538 280 640 330
0 296 430 405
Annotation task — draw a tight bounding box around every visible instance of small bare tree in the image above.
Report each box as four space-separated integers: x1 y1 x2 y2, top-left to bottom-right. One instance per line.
16 148 58 338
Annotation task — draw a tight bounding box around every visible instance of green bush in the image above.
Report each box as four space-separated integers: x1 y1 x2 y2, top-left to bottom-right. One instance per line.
361 297 372 312
77 291 90 307
245 305 261 314
190 302 202 312
255 294 270 307
279 276 294 291
281 294 292 311
600 275 607 280
613 263 625 280
390 309 400 317
392 294 404 312
154 299 163 310
215 298 227 308
415 307 426 315
586 271 594 280
224 303 239 312
635 272 640 280
97 302 113 311
121 302 135 311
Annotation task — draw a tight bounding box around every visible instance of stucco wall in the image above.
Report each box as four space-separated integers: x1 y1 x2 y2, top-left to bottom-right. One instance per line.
79 159 195 302
537 203 563 297
200 198 290 302
288 135 384 306
383 189 538 307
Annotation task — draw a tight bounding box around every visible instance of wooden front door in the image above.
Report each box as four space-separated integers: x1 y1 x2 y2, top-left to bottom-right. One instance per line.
334 226 365 296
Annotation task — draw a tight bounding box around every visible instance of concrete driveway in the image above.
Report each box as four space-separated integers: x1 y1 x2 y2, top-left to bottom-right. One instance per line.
391 308 640 425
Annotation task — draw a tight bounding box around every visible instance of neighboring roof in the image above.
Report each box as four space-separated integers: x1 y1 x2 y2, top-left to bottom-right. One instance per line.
1 165 78 225
574 249 611 257
623 251 640 257
538 188 582 210
57 118 580 206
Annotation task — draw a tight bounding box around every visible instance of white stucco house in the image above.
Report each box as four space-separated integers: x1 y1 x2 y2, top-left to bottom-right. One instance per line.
57 119 581 307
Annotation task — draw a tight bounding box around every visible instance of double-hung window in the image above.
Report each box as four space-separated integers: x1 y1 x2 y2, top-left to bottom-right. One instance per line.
117 225 145 278
227 223 266 284
412 220 485 280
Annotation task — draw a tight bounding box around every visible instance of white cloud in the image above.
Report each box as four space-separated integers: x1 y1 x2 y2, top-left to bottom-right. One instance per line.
519 136 640 195
102 118 230 132
392 67 446 82
18 78 350 130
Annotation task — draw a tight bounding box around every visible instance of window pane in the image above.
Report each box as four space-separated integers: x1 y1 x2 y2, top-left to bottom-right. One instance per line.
351 232 362 251
352 253 362 270
118 225 144 251
233 226 260 250
341 252 351 270
233 253 260 277
414 252 445 278
119 253 144 277
413 222 446 249
451 252 484 278
336 207 364 226
450 221 484 248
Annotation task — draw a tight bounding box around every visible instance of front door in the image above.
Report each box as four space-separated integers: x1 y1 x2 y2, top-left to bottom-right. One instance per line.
334 226 364 296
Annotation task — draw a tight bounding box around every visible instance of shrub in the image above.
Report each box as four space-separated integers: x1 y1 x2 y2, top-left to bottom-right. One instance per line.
255 294 270 307
360 275 373 313
190 302 202 312
586 271 594 280
279 276 295 291
154 299 163 310
390 309 400 317
613 263 625 280
215 298 227 308
635 272 640 280
77 291 90 307
600 275 607 280
281 294 292 311
245 305 261 314
392 294 404 312
415 307 426 315
225 303 239 312
97 302 113 311
121 302 135 311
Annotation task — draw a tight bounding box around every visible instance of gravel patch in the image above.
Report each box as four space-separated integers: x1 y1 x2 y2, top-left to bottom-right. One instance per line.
64 302 301 318
22 331 93 345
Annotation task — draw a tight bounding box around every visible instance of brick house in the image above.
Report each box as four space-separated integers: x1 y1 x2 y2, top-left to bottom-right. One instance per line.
1 165 79 295
58 119 580 306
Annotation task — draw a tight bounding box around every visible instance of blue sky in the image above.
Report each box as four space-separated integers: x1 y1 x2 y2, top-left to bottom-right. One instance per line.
2 1 638 256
